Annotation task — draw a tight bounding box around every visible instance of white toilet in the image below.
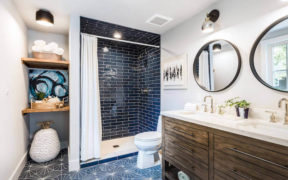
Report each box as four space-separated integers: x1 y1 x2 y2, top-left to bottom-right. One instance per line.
134 116 162 169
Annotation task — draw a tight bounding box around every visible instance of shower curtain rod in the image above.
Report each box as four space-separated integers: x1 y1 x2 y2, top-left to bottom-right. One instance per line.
81 33 160 48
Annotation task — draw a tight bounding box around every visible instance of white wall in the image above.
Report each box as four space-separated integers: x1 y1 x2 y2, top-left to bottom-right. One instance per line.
161 0 288 111
0 0 28 179
27 29 69 60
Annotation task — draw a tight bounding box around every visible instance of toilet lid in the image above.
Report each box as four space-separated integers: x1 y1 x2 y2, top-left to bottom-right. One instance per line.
135 131 161 142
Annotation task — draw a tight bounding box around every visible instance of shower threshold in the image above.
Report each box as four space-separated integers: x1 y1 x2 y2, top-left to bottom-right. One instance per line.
81 136 138 168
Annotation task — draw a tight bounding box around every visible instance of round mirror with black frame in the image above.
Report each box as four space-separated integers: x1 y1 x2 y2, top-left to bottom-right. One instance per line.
250 16 288 92
193 40 241 92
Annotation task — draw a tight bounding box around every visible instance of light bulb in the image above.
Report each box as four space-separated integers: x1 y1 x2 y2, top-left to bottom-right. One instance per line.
113 32 122 39
202 19 214 33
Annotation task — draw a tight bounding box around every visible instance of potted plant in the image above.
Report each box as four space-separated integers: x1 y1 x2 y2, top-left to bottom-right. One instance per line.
36 92 46 100
225 97 240 117
236 100 250 119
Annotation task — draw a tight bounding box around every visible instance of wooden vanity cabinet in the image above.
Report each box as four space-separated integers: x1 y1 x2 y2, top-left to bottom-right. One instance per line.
162 116 288 180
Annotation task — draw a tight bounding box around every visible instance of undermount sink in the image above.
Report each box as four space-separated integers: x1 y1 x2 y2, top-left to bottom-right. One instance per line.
237 120 288 129
236 120 288 138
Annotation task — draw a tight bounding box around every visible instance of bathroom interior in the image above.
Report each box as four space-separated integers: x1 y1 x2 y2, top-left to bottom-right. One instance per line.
1 0 288 179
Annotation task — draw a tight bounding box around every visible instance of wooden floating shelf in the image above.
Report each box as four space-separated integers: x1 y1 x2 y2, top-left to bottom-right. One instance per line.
22 57 69 70
22 106 70 115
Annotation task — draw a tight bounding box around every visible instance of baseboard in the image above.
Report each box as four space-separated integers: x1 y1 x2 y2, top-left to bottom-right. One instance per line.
9 152 27 180
69 158 80 172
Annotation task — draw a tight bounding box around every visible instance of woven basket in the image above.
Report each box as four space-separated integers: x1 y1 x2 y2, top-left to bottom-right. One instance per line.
31 99 64 110
32 52 62 60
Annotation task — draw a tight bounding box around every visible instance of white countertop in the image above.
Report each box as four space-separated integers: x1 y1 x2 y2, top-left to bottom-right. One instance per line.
161 110 288 147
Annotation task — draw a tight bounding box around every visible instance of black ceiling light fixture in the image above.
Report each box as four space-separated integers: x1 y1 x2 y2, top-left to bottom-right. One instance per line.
202 9 220 33
36 9 54 27
213 43 222 52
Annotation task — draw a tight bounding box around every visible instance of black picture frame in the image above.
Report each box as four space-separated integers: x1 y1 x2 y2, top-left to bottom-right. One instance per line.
193 40 242 92
250 15 288 93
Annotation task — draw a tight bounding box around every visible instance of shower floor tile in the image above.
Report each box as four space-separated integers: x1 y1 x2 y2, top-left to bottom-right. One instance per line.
18 149 161 180
101 136 138 159
81 136 138 165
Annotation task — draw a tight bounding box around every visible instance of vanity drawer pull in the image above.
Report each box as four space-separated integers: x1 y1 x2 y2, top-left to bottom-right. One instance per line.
230 169 252 180
227 147 288 170
172 127 195 137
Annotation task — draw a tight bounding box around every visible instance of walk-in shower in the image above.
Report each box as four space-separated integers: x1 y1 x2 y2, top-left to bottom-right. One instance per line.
80 17 160 167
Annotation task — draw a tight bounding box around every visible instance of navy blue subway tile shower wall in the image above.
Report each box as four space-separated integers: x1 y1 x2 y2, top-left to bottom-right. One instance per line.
98 39 140 140
81 17 160 140
138 46 161 133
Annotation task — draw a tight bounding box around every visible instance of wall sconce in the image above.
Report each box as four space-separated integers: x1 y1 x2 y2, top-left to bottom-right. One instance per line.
213 43 221 52
36 9 54 26
201 9 220 33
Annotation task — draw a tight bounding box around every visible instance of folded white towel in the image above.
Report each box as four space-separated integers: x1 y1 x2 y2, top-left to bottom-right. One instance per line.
48 97 60 103
184 103 197 112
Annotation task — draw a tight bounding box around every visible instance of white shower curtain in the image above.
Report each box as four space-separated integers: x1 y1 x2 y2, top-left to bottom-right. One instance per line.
80 34 102 161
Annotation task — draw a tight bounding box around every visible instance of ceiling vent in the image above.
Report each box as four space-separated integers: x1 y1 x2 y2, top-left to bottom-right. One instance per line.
146 14 173 27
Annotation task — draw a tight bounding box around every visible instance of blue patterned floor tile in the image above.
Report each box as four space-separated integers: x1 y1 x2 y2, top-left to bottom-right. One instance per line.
19 149 161 180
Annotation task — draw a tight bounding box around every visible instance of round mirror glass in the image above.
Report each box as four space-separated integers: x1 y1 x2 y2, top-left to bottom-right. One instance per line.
193 40 241 92
251 17 288 92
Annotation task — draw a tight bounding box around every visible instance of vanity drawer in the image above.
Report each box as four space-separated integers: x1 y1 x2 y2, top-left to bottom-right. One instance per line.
214 169 246 180
165 141 209 180
214 151 287 180
164 118 209 146
165 134 208 164
214 135 288 178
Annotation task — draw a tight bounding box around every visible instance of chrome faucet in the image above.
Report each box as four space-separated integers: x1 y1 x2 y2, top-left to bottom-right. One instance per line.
204 96 214 113
278 98 288 124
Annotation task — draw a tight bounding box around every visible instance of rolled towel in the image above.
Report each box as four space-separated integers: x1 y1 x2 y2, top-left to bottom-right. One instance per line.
43 45 52 52
34 40 46 47
32 45 43 52
53 48 64 55
47 42 58 50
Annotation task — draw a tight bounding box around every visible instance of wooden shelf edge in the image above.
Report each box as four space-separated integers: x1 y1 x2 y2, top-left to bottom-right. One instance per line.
21 57 69 64
21 57 69 70
22 106 70 115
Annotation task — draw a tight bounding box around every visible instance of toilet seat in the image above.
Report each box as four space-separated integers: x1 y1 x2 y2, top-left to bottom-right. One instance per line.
135 131 161 142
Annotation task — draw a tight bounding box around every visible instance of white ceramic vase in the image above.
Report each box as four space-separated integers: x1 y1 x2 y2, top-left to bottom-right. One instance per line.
239 107 249 119
29 128 60 163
